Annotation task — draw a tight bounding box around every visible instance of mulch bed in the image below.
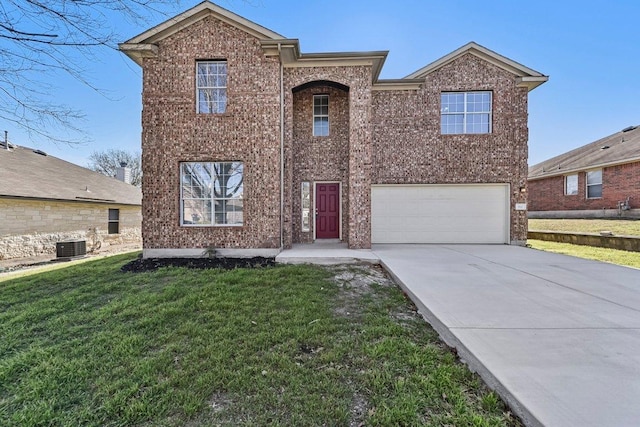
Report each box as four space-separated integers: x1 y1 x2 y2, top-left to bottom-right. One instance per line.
121 257 276 273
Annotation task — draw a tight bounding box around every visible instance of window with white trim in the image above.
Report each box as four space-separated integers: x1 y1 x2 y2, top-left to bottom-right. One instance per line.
441 91 492 134
196 60 227 114
180 162 243 226
586 169 602 199
301 182 310 232
313 95 329 136
565 174 578 196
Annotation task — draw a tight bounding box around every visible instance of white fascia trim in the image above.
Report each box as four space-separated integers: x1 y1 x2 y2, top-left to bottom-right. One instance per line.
404 42 547 91
123 2 283 45
528 157 640 181
372 79 423 91
143 248 281 259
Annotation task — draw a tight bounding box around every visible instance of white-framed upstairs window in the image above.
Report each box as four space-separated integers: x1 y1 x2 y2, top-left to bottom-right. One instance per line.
180 161 243 226
196 60 227 114
313 94 329 136
441 91 492 134
586 169 602 199
565 174 578 196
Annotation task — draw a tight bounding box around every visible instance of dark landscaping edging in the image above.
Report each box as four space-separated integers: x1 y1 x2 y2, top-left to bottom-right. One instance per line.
528 230 640 252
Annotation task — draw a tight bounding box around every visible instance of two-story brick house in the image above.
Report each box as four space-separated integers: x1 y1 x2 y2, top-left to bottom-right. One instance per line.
119 1 547 258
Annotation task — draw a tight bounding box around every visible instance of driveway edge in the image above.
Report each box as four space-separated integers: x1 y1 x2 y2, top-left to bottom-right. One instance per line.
379 260 543 427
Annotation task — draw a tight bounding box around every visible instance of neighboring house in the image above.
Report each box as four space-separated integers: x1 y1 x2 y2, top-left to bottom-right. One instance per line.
528 125 640 218
119 1 547 258
0 143 142 260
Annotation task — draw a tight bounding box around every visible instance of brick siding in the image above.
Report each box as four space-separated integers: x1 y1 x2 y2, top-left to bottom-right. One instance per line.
528 161 640 212
138 14 533 251
372 53 530 242
141 16 282 250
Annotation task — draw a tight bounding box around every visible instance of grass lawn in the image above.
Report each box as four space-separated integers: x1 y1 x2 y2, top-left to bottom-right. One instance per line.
529 218 640 236
0 253 518 426
528 240 640 269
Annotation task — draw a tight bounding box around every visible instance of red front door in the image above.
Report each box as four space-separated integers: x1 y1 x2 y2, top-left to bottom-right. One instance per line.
316 183 340 239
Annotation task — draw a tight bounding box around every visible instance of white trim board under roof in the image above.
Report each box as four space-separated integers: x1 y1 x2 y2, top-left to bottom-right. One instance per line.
405 42 548 91
120 1 284 65
120 3 547 91
528 125 640 180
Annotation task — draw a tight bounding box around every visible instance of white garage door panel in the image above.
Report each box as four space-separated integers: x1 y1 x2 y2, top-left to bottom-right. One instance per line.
371 185 509 244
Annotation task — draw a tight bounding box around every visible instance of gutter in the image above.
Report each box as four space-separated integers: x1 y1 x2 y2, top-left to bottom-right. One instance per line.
278 42 285 249
528 156 640 181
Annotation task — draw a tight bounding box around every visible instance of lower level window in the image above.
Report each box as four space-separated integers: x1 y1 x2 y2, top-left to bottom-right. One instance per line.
180 162 244 226
586 169 602 199
301 182 310 232
108 209 120 234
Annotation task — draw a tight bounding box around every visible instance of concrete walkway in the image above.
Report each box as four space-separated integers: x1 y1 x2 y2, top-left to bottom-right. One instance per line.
276 242 379 265
374 244 640 427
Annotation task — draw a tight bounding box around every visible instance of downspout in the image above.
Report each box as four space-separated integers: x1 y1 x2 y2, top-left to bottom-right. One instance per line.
278 42 284 249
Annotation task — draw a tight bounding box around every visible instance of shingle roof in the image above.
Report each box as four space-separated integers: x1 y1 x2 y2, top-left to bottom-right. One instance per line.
0 144 141 205
529 125 640 180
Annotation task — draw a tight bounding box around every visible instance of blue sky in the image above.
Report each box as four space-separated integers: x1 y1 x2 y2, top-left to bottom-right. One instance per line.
5 0 639 168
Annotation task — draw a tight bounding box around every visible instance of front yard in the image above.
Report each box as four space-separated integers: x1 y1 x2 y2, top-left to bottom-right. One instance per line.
0 254 518 426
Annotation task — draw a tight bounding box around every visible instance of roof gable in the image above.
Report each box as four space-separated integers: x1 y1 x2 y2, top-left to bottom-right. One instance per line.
120 1 284 65
529 125 640 179
404 42 548 91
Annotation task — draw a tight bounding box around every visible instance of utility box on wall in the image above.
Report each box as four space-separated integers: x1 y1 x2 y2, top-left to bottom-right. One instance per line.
56 240 87 258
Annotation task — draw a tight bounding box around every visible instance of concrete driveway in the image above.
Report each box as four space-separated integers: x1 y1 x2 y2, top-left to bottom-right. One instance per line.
373 244 640 427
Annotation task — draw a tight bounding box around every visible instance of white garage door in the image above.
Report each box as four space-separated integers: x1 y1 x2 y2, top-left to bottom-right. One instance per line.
371 184 509 244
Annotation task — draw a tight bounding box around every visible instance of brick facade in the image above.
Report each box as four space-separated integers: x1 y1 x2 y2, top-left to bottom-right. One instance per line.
372 54 530 242
141 16 282 251
124 3 544 255
528 161 640 212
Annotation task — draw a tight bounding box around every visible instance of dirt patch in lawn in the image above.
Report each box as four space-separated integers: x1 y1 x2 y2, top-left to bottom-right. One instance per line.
121 256 276 272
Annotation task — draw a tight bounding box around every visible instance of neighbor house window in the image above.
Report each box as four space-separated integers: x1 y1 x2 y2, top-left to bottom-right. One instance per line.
196 60 227 114
108 209 119 234
441 91 492 134
565 174 578 195
586 169 602 199
180 162 243 226
301 182 310 232
313 95 329 136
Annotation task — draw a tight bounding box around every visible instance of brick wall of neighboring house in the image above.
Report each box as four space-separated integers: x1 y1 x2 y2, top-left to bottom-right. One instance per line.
0 199 141 259
528 161 640 211
141 15 282 250
291 85 350 244
283 66 373 249
371 53 530 242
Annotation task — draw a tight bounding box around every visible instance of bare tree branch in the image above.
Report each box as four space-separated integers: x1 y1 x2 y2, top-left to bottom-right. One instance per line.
0 0 182 145
88 149 142 187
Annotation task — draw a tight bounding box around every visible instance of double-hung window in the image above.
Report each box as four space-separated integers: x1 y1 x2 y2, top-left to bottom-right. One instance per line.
313 95 329 136
565 174 578 195
586 169 602 199
196 60 227 114
180 162 243 226
108 209 119 234
441 91 492 134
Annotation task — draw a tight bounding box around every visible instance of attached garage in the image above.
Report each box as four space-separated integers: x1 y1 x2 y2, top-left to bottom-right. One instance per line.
371 184 510 244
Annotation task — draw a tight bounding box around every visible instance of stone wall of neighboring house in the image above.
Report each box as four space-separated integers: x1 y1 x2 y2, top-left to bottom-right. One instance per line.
283 65 373 249
371 53 530 243
290 85 350 244
528 161 640 214
0 199 141 260
141 15 282 251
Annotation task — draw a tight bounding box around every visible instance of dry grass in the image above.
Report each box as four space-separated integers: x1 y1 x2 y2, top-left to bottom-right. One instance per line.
529 219 640 236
